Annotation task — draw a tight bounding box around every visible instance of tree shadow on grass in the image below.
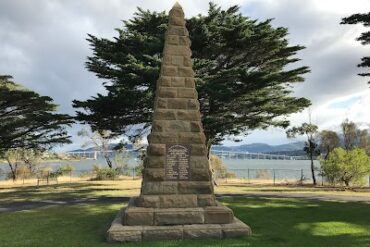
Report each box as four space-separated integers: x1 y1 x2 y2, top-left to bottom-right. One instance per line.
0 182 140 204
0 197 369 247
220 197 370 247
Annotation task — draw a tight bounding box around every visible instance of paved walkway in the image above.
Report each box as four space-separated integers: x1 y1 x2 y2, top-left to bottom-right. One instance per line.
1 193 369 213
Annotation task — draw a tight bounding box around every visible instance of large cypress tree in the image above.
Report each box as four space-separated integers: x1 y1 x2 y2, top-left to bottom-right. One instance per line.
0 75 73 151
341 12 370 85
73 3 311 149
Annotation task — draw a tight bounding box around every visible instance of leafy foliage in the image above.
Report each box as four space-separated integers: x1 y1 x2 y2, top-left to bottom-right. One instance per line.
319 130 340 159
287 122 319 185
73 3 311 147
341 12 370 84
322 147 370 186
0 75 73 151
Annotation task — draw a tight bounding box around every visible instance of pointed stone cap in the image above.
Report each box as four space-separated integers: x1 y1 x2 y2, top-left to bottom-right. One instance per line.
169 2 185 26
173 1 182 9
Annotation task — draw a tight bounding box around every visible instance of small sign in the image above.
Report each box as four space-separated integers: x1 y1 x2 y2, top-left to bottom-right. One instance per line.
165 144 191 180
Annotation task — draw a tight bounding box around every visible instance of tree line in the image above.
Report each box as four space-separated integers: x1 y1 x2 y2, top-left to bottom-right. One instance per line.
287 119 370 186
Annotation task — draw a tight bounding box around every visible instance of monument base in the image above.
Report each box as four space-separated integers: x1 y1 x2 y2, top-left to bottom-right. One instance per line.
107 201 252 242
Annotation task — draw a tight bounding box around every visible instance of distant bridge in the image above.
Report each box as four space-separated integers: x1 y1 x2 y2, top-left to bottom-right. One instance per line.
211 150 309 160
66 149 309 161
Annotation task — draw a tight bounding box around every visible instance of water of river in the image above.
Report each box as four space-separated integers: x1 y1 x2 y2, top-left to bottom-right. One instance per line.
0 153 320 181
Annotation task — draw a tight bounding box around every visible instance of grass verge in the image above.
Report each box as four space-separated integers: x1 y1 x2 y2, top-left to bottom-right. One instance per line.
0 197 370 246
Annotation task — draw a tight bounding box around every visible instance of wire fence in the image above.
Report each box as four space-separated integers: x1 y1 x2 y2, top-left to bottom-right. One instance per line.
1 167 370 188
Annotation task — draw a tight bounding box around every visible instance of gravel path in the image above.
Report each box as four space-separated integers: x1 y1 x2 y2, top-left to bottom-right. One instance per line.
1 193 369 213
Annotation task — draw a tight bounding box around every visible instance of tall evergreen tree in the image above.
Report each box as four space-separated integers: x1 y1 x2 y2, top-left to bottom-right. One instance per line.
0 75 73 151
341 12 370 85
73 3 311 150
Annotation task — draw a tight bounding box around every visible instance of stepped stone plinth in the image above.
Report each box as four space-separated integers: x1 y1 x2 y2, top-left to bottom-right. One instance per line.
107 2 251 242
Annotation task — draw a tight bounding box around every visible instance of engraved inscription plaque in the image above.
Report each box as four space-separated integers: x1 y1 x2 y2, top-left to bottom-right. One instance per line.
166 144 190 180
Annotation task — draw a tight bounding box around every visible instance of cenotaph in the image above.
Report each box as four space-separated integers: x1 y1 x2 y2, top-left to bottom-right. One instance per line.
107 2 251 242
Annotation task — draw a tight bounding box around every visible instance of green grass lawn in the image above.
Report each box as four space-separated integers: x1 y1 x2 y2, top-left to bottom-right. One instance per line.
1 197 370 247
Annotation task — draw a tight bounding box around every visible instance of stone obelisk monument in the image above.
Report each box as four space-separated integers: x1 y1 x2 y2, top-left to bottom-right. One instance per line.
107 2 251 242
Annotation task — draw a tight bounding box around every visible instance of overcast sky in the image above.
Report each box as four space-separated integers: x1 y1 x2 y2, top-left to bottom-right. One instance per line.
1 0 369 151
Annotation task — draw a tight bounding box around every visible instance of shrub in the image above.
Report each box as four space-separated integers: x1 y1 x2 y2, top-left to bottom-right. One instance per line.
92 165 119 180
210 155 235 179
321 148 370 186
55 163 74 176
255 169 271 180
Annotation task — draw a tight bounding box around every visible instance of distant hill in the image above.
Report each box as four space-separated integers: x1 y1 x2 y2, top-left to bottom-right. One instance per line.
70 141 307 155
212 141 306 154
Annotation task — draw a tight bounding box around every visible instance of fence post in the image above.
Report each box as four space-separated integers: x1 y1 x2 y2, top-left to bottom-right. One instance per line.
132 167 135 180
300 169 303 182
273 169 276 186
47 171 50 185
70 170 72 183
322 172 324 186
247 168 250 184
23 170 25 185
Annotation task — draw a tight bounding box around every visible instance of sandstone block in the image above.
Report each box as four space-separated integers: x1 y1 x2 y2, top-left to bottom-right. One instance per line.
191 168 211 181
143 225 183 240
178 181 213 194
176 110 200 121
170 77 185 87
158 88 177 98
183 224 222 239
159 194 197 208
167 98 188 109
167 120 190 132
166 35 179 45
145 156 165 168
161 66 177 76
124 207 154 226
221 218 252 238
178 88 196 98
162 55 171 65
149 133 178 143
178 132 205 144
147 144 166 156
164 45 190 56
169 15 185 26
190 144 207 155
107 209 142 242
179 36 191 46
170 7 184 18
197 194 216 207
190 121 202 132
187 99 199 110
159 76 171 87
142 181 178 195
136 195 160 208
204 205 234 224
166 26 187 36
185 78 195 88
190 156 209 169
145 168 165 181
151 120 166 132
155 98 167 108
178 67 194 77
171 56 184 66
184 57 192 66
154 208 204 225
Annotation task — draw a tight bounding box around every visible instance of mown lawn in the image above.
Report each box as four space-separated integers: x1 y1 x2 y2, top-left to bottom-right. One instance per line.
1 197 370 247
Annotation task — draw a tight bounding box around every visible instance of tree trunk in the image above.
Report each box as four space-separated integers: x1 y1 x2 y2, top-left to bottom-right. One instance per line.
310 153 317 186
7 160 17 181
104 154 113 169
